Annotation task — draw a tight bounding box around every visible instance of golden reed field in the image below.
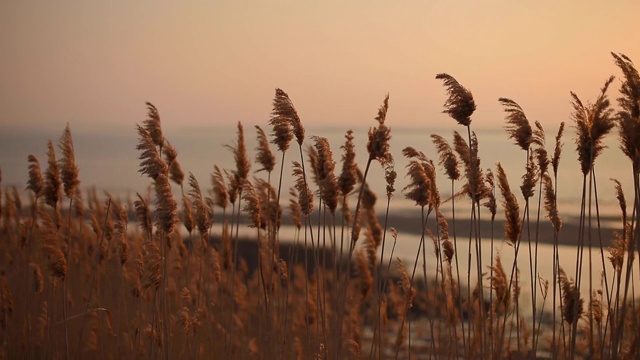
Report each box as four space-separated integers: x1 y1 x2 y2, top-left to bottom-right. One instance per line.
1 52 640 359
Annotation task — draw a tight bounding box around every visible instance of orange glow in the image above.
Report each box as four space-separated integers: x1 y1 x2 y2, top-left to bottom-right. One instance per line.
0 1 638 131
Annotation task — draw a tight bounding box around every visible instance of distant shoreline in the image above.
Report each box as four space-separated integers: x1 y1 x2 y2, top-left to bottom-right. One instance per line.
209 209 621 249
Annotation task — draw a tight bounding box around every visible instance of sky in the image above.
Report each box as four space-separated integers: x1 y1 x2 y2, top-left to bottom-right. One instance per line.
0 1 638 133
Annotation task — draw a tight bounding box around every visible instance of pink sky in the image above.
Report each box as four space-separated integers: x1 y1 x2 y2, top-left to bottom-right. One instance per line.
1 1 638 132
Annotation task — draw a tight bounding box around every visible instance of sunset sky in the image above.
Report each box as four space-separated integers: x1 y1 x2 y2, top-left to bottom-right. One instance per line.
1 1 638 132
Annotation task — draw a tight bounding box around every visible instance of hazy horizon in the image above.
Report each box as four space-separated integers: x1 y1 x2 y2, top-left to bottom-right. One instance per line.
1 1 639 133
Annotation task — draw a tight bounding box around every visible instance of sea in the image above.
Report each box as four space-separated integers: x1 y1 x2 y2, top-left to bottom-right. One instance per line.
0 123 635 305
0 123 631 218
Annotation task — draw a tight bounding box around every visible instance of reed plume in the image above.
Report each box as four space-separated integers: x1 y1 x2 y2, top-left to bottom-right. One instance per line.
484 169 497 219
211 165 229 210
608 227 629 275
154 173 178 235
435 73 476 126
312 136 339 213
288 187 302 230
490 255 510 314
40 211 66 280
543 173 561 230
271 88 304 147
43 141 62 210
144 102 164 149
403 159 430 208
611 53 640 164
163 140 184 187
186 173 210 237
611 178 627 223
559 267 583 325
496 163 521 246
255 178 280 229
431 134 460 181
226 169 239 205
137 125 167 181
520 152 538 200
113 204 129 265
292 161 313 216
355 249 373 301
255 125 276 173
366 94 392 165
226 122 251 184
27 154 44 198
552 122 565 176
572 76 615 175
182 197 194 235
242 182 262 229
58 124 80 198
143 240 162 291
338 130 357 196
306 144 318 186
134 193 153 237
385 162 397 197
499 98 533 151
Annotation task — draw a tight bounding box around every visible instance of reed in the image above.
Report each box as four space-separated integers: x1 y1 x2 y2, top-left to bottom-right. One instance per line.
4 54 640 358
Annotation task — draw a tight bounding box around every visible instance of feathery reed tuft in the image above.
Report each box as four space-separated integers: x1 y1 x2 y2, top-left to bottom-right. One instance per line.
292 161 313 216
490 255 510 313
137 125 167 181
484 169 497 219
355 249 373 300
608 226 630 274
211 165 229 210
271 88 304 147
134 192 153 236
431 134 460 180
520 152 538 199
113 204 129 265
226 122 251 184
611 178 627 223
154 173 178 235
571 76 615 175
288 187 302 230
402 152 431 207
385 162 397 197
58 124 80 198
338 130 357 196
367 94 392 165
188 173 211 236
255 125 276 173
43 141 62 209
40 211 67 279
27 154 44 198
143 240 162 291
312 136 339 213
163 140 184 187
552 122 565 176
144 102 164 149
542 174 561 230
497 163 521 246
559 267 583 325
182 197 194 234
242 182 262 228
611 53 640 163
435 73 476 126
500 98 533 151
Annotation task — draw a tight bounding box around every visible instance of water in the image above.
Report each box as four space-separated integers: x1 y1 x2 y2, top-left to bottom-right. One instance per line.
0 124 631 218
1 123 634 314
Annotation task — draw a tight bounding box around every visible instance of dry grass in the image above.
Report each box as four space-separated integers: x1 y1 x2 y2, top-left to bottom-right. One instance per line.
1 52 640 359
